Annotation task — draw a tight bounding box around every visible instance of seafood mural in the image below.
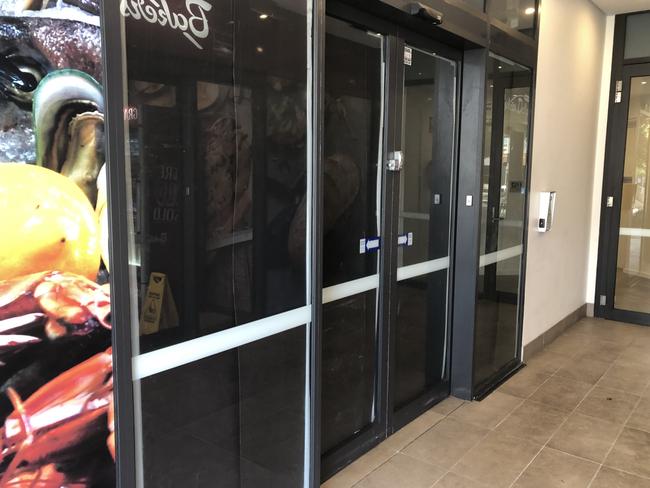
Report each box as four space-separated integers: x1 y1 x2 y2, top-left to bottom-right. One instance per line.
0 0 114 486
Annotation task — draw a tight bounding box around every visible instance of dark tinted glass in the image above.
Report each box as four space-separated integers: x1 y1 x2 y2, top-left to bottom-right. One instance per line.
488 0 537 37
394 48 456 408
122 1 308 353
321 16 383 455
140 327 306 487
624 12 650 60
474 55 532 388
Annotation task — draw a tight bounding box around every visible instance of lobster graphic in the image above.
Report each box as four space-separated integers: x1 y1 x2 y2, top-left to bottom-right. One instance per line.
0 272 114 486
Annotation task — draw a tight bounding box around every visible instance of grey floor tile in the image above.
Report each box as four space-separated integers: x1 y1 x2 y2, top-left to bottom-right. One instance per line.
499 368 550 399
598 359 650 393
322 446 394 488
495 400 567 444
382 410 446 453
452 431 541 487
448 391 522 429
434 472 489 488
431 396 465 416
525 350 572 375
513 447 599 488
554 356 611 384
627 396 650 433
529 375 592 412
605 427 650 479
576 386 639 424
402 418 488 469
548 412 621 462
590 466 650 488
355 453 444 488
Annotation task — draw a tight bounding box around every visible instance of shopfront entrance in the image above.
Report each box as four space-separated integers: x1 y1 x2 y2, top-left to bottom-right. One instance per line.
320 5 460 479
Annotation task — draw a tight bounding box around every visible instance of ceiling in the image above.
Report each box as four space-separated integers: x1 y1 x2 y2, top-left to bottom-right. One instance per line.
591 0 650 14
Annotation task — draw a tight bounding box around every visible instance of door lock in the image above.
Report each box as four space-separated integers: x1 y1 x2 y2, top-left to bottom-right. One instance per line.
387 151 404 171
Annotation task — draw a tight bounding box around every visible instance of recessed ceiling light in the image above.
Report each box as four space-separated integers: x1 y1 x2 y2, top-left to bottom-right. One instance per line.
524 7 535 15
259 13 269 20
498 65 503 69
642 81 648 85
256 46 264 53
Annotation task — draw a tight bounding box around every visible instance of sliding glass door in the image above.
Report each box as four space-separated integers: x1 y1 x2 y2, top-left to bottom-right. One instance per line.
320 6 460 479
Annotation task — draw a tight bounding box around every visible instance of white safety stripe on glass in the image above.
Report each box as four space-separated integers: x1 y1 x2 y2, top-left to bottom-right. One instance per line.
397 256 450 282
132 305 311 380
479 244 523 267
401 211 429 221
620 227 650 237
322 274 380 304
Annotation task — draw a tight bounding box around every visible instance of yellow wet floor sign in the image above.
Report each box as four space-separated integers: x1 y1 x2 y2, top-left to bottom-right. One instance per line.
140 272 179 335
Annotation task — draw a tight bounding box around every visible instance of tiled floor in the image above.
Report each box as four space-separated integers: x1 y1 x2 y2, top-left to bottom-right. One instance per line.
322 317 650 488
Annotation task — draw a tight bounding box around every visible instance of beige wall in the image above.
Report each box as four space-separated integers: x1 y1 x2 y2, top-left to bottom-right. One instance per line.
522 0 607 347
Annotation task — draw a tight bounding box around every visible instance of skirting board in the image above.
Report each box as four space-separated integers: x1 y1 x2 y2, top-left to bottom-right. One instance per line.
523 304 587 361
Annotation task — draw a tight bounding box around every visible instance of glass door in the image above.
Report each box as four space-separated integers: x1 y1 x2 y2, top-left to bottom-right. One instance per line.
391 45 457 425
474 55 532 394
601 64 650 325
320 7 460 479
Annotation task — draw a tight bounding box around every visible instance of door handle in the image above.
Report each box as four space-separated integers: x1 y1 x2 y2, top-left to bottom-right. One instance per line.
387 151 404 172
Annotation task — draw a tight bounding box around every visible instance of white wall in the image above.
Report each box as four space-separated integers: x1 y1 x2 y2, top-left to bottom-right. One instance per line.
522 0 607 346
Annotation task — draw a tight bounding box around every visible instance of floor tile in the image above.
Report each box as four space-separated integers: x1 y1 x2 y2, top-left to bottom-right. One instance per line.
619 344 650 366
524 350 571 375
448 391 522 429
568 320 636 346
431 396 465 416
554 356 610 384
529 375 592 412
322 446 394 488
598 360 650 393
605 427 650 479
513 447 599 488
495 400 567 444
590 466 650 488
382 410 446 453
576 386 639 424
547 412 620 462
355 453 444 488
498 368 550 398
452 431 541 487
627 397 650 433
579 340 627 362
402 418 488 469
544 333 587 357
434 472 489 488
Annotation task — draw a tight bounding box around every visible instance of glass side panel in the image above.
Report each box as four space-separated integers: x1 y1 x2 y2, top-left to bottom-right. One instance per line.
394 47 456 409
488 0 537 37
321 16 383 455
139 326 306 487
614 76 650 314
625 13 650 60
474 55 532 388
122 1 309 354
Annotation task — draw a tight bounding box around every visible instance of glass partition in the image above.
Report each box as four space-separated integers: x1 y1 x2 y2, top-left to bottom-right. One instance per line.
116 1 312 486
474 55 532 390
